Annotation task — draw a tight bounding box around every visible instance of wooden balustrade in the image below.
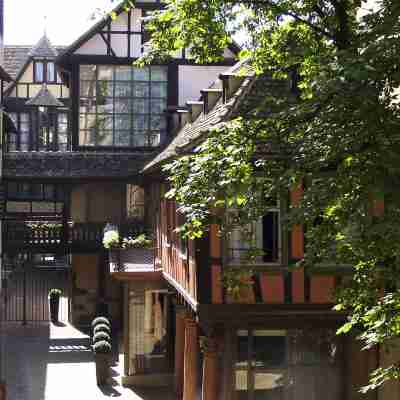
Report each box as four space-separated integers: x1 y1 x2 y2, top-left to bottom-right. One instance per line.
3 220 145 253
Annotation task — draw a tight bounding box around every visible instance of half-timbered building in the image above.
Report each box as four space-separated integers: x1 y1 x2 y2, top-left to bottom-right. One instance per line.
2 1 399 400
135 62 400 399
0 0 237 374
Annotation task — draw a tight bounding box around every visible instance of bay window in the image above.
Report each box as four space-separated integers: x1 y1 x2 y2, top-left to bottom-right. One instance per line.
79 65 167 148
6 110 70 152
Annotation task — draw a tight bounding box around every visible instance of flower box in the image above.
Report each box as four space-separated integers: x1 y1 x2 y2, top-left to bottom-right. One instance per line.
109 248 154 273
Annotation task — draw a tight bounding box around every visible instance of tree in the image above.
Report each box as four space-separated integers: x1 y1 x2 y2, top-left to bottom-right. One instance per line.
131 0 400 389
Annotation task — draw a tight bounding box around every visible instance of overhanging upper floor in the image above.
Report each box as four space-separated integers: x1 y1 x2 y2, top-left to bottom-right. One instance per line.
3 151 156 179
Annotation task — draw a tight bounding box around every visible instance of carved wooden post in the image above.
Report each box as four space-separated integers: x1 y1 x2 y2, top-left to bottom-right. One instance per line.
183 317 199 400
202 338 218 400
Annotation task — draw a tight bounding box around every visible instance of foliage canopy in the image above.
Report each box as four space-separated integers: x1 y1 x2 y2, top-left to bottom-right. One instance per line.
122 0 400 389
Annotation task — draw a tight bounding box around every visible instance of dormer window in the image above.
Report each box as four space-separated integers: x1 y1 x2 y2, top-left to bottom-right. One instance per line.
34 61 56 83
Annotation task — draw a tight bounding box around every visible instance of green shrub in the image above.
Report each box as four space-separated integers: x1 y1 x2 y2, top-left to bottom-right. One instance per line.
93 324 111 335
48 288 62 299
93 340 112 354
93 331 111 343
91 316 111 328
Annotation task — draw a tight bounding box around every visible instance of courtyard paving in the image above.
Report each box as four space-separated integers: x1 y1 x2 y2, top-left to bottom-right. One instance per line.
1 322 175 400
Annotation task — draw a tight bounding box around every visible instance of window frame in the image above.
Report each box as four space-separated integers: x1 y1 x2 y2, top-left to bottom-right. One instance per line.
78 64 168 149
6 109 70 152
5 182 65 215
225 194 288 268
233 328 345 400
34 60 57 84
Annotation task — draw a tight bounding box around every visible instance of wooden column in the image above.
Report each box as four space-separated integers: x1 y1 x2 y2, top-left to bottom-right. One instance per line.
183 317 199 400
0 383 6 400
175 308 187 399
202 338 219 400
144 291 153 334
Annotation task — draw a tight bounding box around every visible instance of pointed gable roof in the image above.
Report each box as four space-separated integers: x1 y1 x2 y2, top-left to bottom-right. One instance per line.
29 33 58 59
25 84 64 107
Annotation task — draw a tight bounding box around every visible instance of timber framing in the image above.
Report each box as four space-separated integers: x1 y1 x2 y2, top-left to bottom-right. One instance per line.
197 303 345 327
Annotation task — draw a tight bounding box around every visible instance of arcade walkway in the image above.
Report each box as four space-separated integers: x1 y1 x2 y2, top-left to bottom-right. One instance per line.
2 322 174 400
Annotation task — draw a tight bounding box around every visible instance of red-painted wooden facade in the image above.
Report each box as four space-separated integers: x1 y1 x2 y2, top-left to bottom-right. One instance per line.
154 182 339 309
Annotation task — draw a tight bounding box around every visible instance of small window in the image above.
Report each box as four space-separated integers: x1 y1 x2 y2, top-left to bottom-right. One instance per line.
47 62 55 82
127 185 145 219
228 199 281 265
35 62 44 83
57 112 69 151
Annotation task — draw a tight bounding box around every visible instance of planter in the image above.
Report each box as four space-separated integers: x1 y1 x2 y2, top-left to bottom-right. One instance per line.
95 353 111 385
49 296 60 323
110 248 154 273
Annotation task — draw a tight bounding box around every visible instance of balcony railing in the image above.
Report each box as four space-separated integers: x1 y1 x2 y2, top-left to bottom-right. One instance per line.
109 248 155 273
3 220 146 253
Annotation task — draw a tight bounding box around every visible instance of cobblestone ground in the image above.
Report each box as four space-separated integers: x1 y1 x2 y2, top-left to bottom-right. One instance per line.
1 322 175 400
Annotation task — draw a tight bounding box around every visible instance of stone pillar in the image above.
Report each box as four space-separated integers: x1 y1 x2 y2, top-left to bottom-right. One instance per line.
175 308 187 399
202 338 219 400
183 317 199 400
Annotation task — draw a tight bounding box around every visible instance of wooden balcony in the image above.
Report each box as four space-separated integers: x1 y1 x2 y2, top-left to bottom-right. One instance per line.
109 248 161 281
3 220 146 253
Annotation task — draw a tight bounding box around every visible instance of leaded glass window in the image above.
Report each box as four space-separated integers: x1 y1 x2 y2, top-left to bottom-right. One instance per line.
79 65 167 147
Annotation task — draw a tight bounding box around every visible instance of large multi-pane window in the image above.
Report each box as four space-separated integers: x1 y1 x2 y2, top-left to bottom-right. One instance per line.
6 182 65 214
79 65 167 147
7 110 69 151
235 329 344 400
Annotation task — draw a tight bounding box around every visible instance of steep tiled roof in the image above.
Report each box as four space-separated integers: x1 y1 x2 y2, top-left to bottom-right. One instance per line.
25 84 64 107
29 34 58 58
3 43 65 80
3 46 31 80
143 60 256 172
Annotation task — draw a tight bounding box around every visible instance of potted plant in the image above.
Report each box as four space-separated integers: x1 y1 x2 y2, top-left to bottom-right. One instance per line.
102 229 120 249
92 316 112 385
48 288 62 323
121 233 153 249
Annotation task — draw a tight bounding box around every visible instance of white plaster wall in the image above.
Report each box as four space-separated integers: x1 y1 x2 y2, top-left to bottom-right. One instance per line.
75 34 107 55
111 11 129 31
75 8 143 56
130 35 142 58
178 65 229 105
111 34 129 57
131 8 142 32
20 63 33 83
